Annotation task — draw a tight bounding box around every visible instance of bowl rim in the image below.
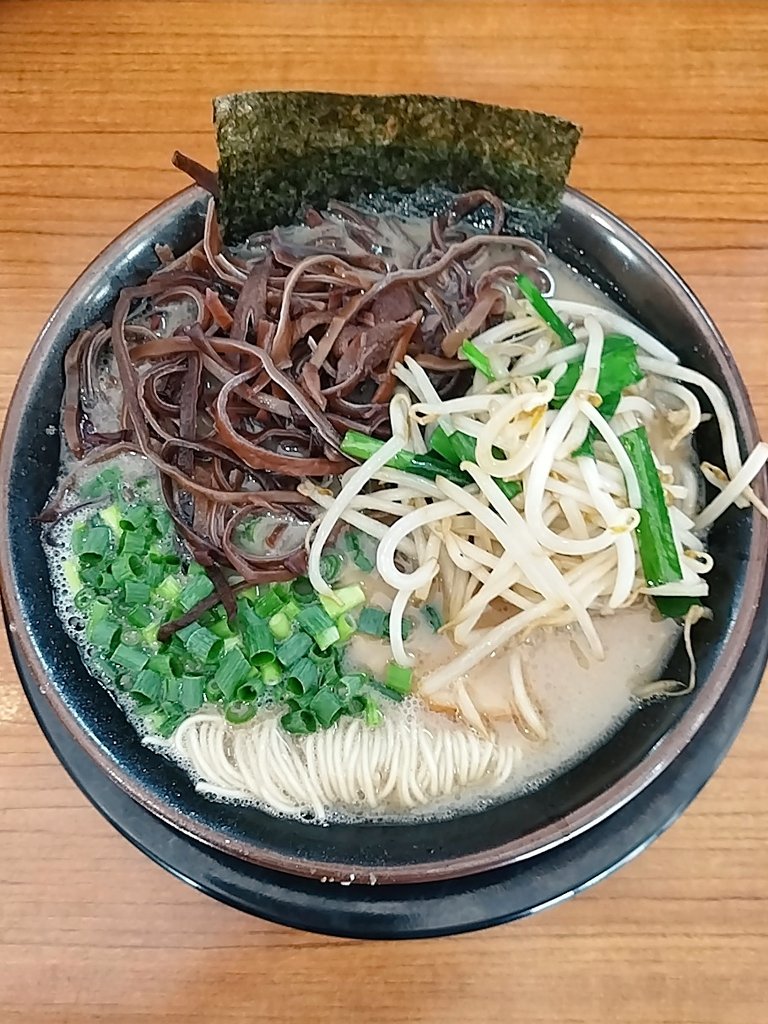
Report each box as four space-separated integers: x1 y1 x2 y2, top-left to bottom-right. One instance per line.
2 184 766 884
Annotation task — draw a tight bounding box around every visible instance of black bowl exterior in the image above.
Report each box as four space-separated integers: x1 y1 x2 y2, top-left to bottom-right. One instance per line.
1 186 766 884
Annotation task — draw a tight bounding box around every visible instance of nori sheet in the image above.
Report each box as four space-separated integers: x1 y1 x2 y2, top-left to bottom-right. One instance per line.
213 92 581 243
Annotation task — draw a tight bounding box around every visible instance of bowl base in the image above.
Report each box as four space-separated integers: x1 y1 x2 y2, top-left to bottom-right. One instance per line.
11 605 766 939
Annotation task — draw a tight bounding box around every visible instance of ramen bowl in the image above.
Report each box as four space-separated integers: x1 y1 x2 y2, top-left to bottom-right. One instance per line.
2 185 766 886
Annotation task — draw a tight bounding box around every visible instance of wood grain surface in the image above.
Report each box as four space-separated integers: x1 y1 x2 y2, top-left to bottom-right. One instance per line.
1 2 767 1021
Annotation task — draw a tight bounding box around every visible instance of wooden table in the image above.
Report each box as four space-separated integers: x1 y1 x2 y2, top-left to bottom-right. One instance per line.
1 2 767 1021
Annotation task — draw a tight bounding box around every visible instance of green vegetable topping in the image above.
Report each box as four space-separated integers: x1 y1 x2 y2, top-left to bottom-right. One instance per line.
64 472 398 739
460 339 496 381
384 662 413 695
340 429 472 487
516 273 577 346
620 425 688 618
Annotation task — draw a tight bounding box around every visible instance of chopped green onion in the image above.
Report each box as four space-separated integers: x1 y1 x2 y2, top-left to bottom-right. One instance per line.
112 643 150 673
290 576 317 605
423 605 442 631
319 584 366 618
208 616 235 639
111 553 143 583
119 504 152 532
296 604 339 650
237 603 276 663
63 559 82 594
280 709 317 735
122 579 151 606
99 504 123 536
385 661 413 694
225 701 258 725
80 467 121 499
155 576 182 604
286 657 320 693
370 680 404 703
151 705 186 738
343 529 375 572
235 679 263 703
174 675 203 712
178 573 215 612
252 588 285 618
260 661 282 686
119 529 149 556
79 526 111 560
320 553 344 584
357 607 389 638
212 647 252 701
73 585 94 612
516 273 577 346
147 652 174 677
460 339 495 381
183 626 223 663
87 616 121 650
87 597 111 625
276 631 313 668
268 610 292 641
130 668 164 703
282 600 301 622
140 622 159 646
363 695 384 728
126 605 153 629
336 612 357 644
308 688 344 728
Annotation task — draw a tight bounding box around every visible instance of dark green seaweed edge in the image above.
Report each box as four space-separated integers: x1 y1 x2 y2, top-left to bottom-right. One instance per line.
213 91 581 242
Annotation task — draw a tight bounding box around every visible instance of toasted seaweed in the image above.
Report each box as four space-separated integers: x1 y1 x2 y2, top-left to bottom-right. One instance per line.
214 91 581 242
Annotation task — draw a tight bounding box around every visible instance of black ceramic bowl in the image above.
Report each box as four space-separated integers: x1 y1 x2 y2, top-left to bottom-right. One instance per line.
2 185 766 886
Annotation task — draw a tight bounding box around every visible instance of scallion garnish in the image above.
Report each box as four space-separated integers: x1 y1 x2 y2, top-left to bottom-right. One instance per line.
343 529 375 572
178 573 215 612
296 604 340 651
318 584 365 619
112 643 150 673
268 610 292 641
183 626 223 663
423 605 442 631
276 631 313 668
225 701 259 725
357 607 389 638
384 662 413 694
309 688 344 728
212 647 252 701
